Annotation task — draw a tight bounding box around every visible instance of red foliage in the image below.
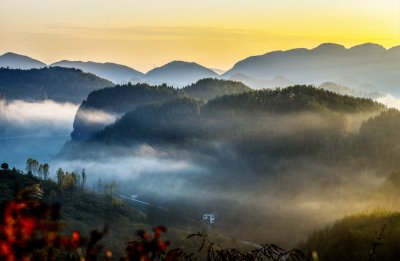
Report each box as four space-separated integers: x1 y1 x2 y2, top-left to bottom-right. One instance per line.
0 185 306 261
0 198 63 260
0 185 87 261
124 226 173 261
0 189 179 261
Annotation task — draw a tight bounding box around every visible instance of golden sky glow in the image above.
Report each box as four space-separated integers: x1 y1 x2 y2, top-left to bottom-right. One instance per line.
1 0 399 72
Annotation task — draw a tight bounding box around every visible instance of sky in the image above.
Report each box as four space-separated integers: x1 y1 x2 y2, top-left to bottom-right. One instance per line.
0 0 399 72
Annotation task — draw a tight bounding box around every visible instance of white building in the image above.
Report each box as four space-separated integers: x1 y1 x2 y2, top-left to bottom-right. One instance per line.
203 213 216 224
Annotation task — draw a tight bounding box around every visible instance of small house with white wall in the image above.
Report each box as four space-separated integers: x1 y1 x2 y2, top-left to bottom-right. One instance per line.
202 213 216 225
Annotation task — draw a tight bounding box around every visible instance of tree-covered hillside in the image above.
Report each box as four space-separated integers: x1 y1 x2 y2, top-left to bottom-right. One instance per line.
71 79 253 141
0 163 146 257
300 211 400 261
71 86 387 173
90 85 384 145
0 67 113 103
351 109 400 170
71 82 186 140
182 78 253 101
91 97 204 145
204 85 383 115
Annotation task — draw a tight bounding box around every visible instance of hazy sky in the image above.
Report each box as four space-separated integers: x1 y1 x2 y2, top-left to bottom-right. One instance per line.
1 0 399 72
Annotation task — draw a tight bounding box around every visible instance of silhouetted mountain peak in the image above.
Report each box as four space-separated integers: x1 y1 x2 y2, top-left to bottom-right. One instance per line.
283 48 309 55
50 60 144 84
224 42 400 94
2 52 21 57
145 61 218 87
312 43 346 53
0 52 47 69
147 61 216 74
349 43 386 53
387 45 400 53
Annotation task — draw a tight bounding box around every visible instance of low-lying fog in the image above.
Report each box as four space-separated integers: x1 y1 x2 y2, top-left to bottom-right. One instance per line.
0 99 117 167
50 140 399 246
3 93 400 246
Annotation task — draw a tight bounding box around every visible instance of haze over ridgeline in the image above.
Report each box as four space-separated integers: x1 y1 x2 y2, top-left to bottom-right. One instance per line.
2 42 400 166
2 42 400 95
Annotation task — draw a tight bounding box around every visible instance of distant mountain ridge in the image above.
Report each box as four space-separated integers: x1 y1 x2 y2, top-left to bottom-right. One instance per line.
52 60 220 87
223 43 400 95
0 52 221 87
144 61 219 87
228 73 293 89
50 60 145 84
2 42 400 92
0 52 46 69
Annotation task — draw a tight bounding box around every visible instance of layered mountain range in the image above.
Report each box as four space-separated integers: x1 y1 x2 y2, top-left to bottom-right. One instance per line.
2 43 400 95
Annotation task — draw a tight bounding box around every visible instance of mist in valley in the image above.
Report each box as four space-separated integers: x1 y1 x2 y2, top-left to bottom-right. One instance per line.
46 102 400 247
0 99 119 168
2 66 400 260
3 0 400 259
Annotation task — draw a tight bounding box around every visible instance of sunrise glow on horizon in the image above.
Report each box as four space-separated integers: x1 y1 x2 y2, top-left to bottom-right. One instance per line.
1 0 399 72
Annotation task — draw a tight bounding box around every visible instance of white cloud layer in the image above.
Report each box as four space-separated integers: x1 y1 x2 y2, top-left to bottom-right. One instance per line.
375 94 400 110
0 99 78 131
77 108 117 125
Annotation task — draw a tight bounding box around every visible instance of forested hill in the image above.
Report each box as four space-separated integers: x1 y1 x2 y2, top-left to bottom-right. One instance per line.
85 85 384 148
0 67 113 103
300 211 400 261
70 79 253 140
78 82 186 113
71 83 186 140
90 97 204 145
204 85 384 115
182 78 252 101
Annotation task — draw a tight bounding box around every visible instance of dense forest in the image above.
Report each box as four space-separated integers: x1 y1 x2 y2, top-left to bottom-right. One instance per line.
69 85 385 166
301 211 400 261
63 85 395 184
70 79 254 140
182 78 252 101
56 84 400 253
71 82 186 140
0 67 113 103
